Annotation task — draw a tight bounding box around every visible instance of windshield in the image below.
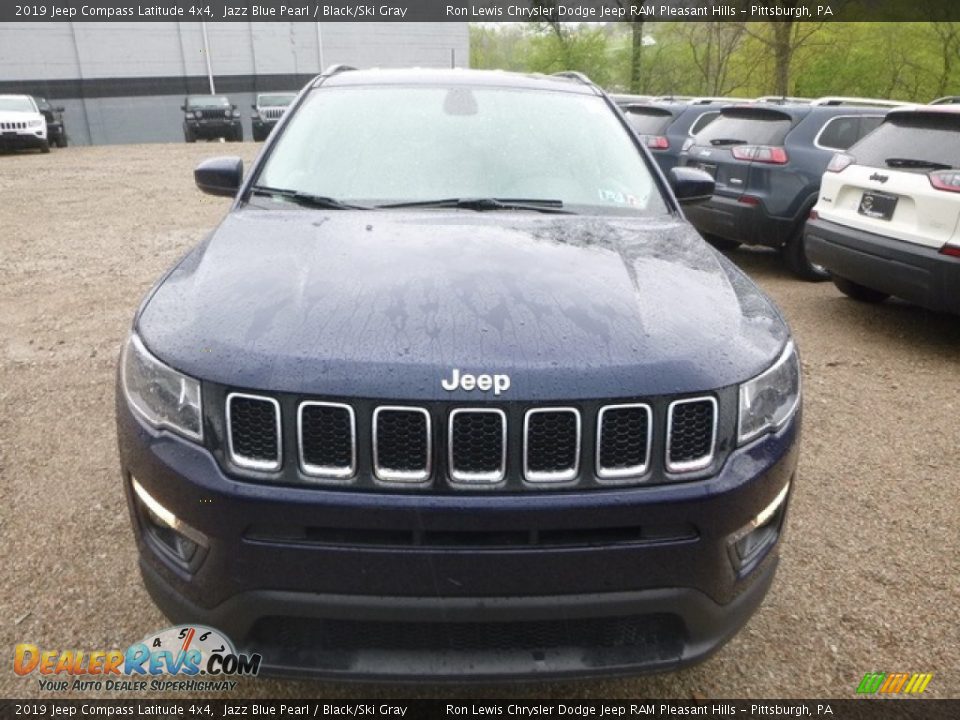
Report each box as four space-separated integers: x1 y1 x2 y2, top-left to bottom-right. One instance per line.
624 108 675 135
259 94 295 107
187 95 230 108
256 85 668 215
849 113 960 169
697 109 793 145
0 96 36 113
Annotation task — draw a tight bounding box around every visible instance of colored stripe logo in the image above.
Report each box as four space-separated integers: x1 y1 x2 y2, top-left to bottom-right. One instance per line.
857 672 933 694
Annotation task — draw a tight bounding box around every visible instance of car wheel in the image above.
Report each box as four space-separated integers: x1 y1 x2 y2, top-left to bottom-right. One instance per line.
39 139 50 154
233 126 244 142
56 135 68 148
253 128 264 142
702 234 741 252
783 225 829 282
832 276 890 304
184 128 196 143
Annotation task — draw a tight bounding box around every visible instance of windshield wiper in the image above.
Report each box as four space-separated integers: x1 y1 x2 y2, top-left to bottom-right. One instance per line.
250 185 369 210
375 197 574 214
710 138 748 146
885 158 954 170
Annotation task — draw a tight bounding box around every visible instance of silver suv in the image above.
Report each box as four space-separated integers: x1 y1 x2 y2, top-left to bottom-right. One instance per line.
251 92 296 142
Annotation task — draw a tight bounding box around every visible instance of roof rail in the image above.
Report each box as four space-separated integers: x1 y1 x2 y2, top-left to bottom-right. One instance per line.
551 71 595 87
688 96 751 105
930 96 960 105
754 95 813 105
811 96 910 108
322 64 357 77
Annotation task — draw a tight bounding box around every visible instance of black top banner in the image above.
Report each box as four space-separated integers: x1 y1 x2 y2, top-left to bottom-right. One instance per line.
5 0 960 23
0 700 958 720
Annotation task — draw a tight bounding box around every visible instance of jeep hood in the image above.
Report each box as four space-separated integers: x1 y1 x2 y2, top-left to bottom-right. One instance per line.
137 208 789 400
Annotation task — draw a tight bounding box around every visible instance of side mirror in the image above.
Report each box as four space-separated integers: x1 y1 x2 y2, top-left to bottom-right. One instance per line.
180 105 186 112
251 104 257 110
194 157 243 197
669 167 715 205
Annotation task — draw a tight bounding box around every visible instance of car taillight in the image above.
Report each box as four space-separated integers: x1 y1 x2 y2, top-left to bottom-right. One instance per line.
826 153 855 173
731 145 789 164
929 170 960 192
642 135 670 150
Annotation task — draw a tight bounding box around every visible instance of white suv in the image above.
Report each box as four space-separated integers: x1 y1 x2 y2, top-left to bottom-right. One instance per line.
805 106 960 314
0 94 49 153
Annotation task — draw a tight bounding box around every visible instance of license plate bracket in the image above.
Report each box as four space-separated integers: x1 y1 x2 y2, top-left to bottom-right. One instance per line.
858 191 898 221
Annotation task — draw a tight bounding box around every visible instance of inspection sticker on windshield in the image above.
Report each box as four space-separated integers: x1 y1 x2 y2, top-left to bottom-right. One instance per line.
598 188 639 206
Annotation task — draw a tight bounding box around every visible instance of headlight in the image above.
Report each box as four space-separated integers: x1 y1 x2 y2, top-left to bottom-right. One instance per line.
738 341 800 444
121 334 203 441
29 118 43 128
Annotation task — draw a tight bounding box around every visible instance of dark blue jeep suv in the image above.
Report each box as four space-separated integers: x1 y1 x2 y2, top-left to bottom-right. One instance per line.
681 99 899 279
116 68 802 681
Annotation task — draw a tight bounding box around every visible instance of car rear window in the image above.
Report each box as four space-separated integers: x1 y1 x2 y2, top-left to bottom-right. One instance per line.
688 111 720 136
623 107 674 135
696 108 793 146
850 111 960 169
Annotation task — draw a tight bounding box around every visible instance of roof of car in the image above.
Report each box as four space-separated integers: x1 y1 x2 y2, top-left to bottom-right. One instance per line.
318 68 600 95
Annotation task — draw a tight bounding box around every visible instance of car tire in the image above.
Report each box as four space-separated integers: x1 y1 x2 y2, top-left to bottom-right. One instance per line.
56 135 67 148
783 225 829 282
230 126 243 143
39 139 50 154
831 276 890 304
184 128 196 144
702 234 741 252
253 127 264 142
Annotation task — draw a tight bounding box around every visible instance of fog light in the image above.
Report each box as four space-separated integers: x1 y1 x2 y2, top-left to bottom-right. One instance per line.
731 482 790 565
131 477 206 564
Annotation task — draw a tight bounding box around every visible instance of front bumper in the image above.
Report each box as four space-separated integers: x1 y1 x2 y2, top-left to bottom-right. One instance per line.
118 395 800 680
0 129 46 149
806 217 960 315
684 194 794 248
185 120 240 137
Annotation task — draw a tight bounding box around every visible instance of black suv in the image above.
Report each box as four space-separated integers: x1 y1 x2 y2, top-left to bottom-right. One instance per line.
33 97 67 147
182 95 243 143
117 68 801 680
623 99 743 174
681 99 902 279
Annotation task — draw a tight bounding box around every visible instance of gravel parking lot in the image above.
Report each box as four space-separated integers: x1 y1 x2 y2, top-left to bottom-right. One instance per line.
1 144 957 700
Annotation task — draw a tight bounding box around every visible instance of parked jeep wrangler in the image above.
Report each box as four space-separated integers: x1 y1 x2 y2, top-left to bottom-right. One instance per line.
118 67 801 681
182 95 243 143
251 92 296 142
33 97 67 148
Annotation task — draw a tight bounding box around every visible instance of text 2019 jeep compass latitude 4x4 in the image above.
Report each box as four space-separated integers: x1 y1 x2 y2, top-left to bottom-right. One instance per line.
116 68 801 680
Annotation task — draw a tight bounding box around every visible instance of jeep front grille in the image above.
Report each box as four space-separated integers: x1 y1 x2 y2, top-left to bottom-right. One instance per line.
597 403 652 481
448 409 506 484
226 393 281 471
198 109 228 119
372 407 431 483
218 391 727 489
1 121 28 130
666 397 717 473
261 107 285 120
298 402 355 479
523 408 580 483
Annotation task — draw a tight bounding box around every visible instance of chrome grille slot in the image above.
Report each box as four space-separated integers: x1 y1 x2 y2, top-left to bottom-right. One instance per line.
596 403 652 481
523 408 580 483
226 393 281 471
298 402 356 480
199 108 228 119
448 409 506 484
262 107 285 120
373 406 431 483
666 397 717 473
